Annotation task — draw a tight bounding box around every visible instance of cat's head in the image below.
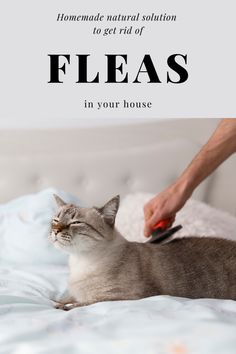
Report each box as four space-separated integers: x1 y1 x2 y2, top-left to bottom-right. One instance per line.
49 194 120 254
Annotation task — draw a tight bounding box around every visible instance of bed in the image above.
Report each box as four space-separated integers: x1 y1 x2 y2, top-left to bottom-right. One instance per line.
0 119 236 354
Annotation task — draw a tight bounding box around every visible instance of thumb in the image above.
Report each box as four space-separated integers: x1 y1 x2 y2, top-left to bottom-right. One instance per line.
144 212 176 237
149 211 163 228
144 211 162 237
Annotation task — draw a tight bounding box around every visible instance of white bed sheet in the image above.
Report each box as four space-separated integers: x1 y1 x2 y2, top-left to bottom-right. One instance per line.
1 265 236 354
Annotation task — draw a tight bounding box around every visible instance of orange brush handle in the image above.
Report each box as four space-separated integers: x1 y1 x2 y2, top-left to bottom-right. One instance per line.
153 218 172 230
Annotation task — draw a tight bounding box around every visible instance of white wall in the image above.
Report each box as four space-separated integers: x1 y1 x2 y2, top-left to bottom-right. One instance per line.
0 0 235 129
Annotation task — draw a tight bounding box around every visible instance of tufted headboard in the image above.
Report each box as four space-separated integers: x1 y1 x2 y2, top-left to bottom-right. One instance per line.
0 119 235 215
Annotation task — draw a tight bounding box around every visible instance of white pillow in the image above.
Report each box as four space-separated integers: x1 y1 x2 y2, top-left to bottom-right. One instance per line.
0 188 81 266
116 193 236 242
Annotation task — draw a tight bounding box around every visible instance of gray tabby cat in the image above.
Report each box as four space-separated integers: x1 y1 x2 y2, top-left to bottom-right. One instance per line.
49 194 236 310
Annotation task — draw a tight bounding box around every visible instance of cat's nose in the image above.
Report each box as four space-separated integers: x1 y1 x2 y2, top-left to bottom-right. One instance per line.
53 222 64 233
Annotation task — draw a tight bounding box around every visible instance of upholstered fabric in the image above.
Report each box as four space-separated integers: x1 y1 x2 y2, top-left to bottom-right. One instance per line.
0 120 235 214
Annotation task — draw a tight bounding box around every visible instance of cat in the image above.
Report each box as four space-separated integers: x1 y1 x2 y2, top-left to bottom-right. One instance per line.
49 194 236 310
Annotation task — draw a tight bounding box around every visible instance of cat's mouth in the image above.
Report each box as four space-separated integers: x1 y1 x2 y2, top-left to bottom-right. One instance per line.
55 232 72 246
49 232 72 246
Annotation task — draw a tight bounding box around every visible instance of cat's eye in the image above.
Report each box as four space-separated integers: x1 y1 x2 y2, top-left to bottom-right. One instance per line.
69 221 82 226
52 218 59 223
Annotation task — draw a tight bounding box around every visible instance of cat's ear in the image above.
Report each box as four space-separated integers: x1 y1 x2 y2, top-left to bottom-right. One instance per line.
97 195 120 227
53 194 66 208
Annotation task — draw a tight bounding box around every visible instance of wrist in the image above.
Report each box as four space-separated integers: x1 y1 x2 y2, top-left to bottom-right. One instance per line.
172 176 194 201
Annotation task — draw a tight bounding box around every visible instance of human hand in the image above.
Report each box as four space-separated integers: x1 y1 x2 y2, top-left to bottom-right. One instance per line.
143 182 191 237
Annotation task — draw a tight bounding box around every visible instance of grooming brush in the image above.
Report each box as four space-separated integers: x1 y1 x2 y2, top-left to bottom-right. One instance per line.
148 218 182 244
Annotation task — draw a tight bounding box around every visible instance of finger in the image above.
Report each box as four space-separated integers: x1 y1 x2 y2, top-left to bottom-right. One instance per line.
148 211 163 229
144 212 177 237
144 212 168 237
143 205 153 222
144 213 161 237
144 224 152 237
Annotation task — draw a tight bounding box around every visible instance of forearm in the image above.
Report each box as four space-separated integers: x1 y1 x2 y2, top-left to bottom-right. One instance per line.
174 119 236 196
143 119 236 237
